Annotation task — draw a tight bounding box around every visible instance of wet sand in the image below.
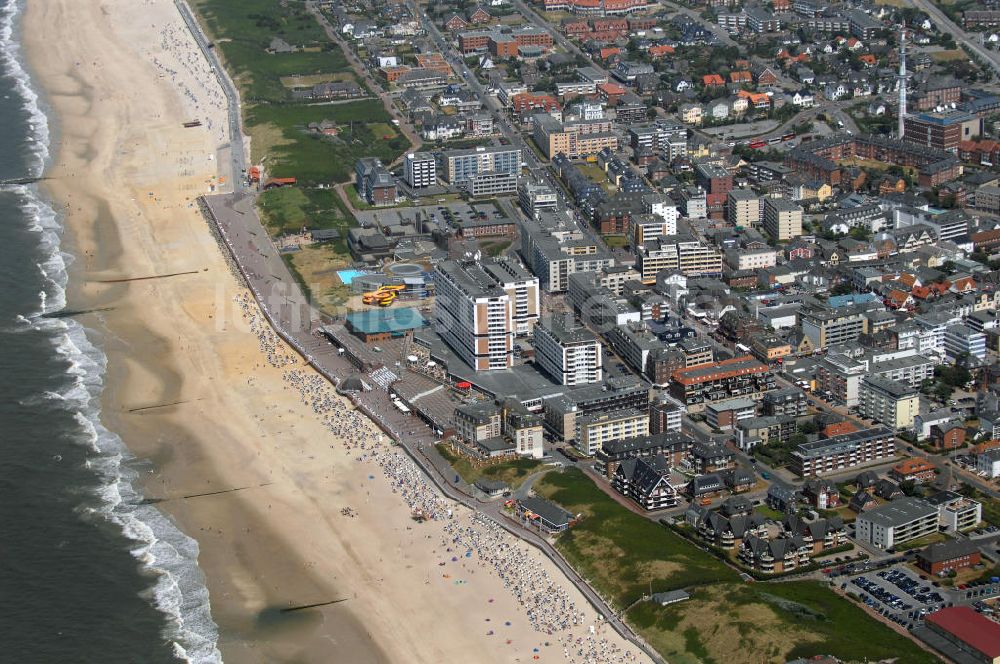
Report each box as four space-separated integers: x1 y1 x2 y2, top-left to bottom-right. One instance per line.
22 0 649 662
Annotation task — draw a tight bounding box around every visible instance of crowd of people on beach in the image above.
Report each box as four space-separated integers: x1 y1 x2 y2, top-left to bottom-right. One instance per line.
232 291 641 663
443 515 639 664
143 13 227 142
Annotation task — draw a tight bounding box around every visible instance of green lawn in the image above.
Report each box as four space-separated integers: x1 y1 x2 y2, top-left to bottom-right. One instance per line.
247 100 409 184
480 238 512 257
194 0 349 102
192 0 411 193
536 468 939 664
755 504 785 521
437 444 544 490
259 186 353 236
534 468 738 607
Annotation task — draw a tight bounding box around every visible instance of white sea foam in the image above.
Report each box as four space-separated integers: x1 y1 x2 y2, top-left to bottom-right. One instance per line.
2 0 222 661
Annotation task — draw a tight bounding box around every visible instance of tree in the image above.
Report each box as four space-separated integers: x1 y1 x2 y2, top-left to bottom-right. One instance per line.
831 282 854 296
938 364 972 388
849 226 871 241
799 420 819 435
935 382 954 402
899 479 918 497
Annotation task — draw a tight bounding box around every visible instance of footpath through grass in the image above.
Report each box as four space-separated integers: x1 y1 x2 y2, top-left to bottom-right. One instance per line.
194 0 345 103
535 468 941 664
534 468 738 606
437 444 545 490
193 0 411 190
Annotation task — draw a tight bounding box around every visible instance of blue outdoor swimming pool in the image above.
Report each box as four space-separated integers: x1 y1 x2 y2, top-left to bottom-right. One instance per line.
337 269 367 285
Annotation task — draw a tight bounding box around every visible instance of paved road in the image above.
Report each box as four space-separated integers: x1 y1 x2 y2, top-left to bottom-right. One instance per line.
909 0 1000 79
308 2 423 167
202 190 663 661
659 0 738 47
176 0 246 190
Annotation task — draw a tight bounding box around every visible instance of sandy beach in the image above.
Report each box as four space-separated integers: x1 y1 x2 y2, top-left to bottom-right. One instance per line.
22 0 648 662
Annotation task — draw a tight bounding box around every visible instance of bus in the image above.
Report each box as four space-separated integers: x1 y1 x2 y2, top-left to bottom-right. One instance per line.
748 140 767 149
781 132 796 141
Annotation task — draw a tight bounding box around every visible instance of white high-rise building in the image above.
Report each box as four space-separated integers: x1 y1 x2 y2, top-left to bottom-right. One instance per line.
533 315 603 386
403 152 436 188
433 258 540 371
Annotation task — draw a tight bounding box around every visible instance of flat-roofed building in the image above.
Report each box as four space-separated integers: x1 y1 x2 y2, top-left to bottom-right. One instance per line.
904 110 982 153
704 397 757 430
575 408 649 456
790 426 896 477
519 182 558 218
855 497 939 549
649 395 684 434
801 305 870 350
532 114 617 159
727 188 761 228
433 258 539 371
668 355 774 412
945 323 987 361
763 197 803 241
533 315 603 385
443 145 521 183
927 490 983 533
859 375 919 430
403 151 436 188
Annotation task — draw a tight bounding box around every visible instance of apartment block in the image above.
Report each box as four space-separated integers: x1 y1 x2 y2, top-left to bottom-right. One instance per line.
763 197 803 241
858 375 919 430
790 426 896 477
443 145 521 183
519 182 558 218
668 355 774 412
533 315 603 385
801 305 869 350
532 114 617 159
403 151 437 188
433 258 539 371
855 497 939 549
575 408 650 456
727 188 761 228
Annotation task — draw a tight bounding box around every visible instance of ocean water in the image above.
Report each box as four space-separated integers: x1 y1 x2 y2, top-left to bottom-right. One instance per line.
0 1 221 661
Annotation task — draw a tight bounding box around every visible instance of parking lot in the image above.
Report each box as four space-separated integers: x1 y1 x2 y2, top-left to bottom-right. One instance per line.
845 567 949 629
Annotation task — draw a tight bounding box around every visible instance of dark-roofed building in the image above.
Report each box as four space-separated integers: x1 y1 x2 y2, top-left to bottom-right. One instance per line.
917 538 982 575
612 455 679 510
849 490 877 513
594 431 694 477
690 440 736 473
739 534 811 573
516 496 575 532
474 478 510 497
688 472 725 498
689 504 766 548
345 307 427 343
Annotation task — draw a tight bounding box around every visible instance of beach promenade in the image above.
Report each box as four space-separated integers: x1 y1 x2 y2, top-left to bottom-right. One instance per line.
200 180 664 664
181 2 661 659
